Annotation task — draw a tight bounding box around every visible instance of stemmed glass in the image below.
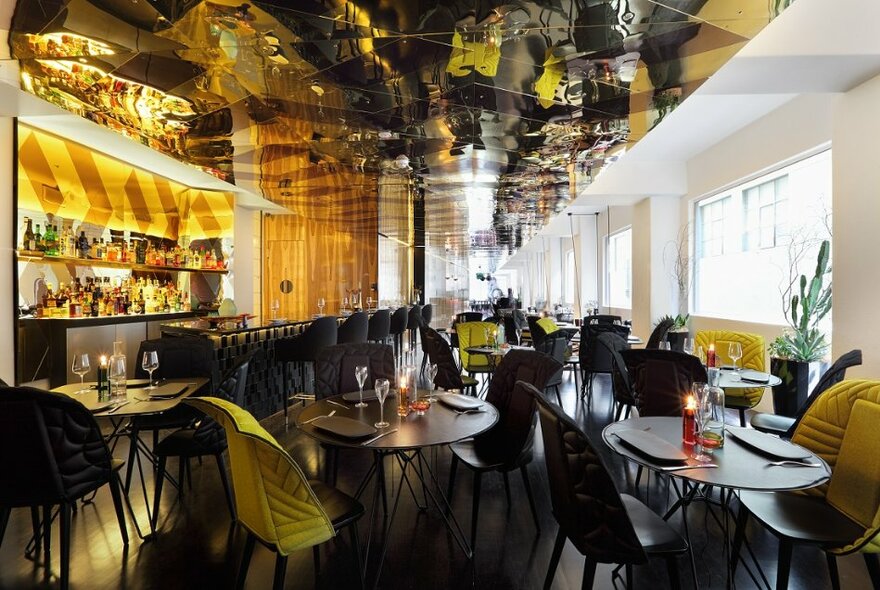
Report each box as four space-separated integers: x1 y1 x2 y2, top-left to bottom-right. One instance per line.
367 296 374 310
72 353 90 393
374 378 390 428
270 298 280 320
728 342 743 373
317 297 325 316
427 363 439 402
355 365 369 408
691 383 713 463
142 351 159 389
683 337 694 356
696 345 706 365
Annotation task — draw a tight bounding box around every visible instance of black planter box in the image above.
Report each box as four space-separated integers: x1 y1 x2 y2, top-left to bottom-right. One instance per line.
770 358 828 417
667 330 688 352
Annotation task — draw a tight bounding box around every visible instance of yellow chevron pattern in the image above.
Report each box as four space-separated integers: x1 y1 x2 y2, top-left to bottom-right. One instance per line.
695 330 766 408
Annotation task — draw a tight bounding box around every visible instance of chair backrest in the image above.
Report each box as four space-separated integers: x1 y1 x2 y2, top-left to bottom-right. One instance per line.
275 316 339 363
534 333 567 387
407 305 423 330
584 314 621 325
456 321 496 370
579 323 631 374
367 309 391 341
337 311 369 344
496 297 511 309
784 349 863 438
486 349 562 407
694 330 765 403
389 307 409 335
531 390 648 565
456 312 483 323
195 350 255 452
474 380 542 465
598 332 635 408
420 326 464 391
135 336 219 391
185 397 334 554
536 317 559 335
314 342 395 399
645 318 674 350
0 387 113 507
421 304 433 326
621 349 707 417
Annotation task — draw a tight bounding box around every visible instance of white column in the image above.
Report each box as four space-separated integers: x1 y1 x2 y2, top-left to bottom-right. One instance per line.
232 205 258 316
0 116 14 383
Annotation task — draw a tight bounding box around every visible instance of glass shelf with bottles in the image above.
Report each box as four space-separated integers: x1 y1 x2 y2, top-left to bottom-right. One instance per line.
18 216 229 275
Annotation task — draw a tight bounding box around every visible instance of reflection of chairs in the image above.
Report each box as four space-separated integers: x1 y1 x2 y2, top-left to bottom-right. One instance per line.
275 316 338 415
534 333 568 405
622 349 707 417
751 349 862 436
367 309 391 344
733 382 880 589
599 332 636 420
186 397 364 590
456 321 496 382
531 390 689 589
579 323 631 403
389 307 409 358
447 351 562 552
694 330 766 426
646 318 674 350
0 388 129 590
420 326 478 395
337 311 368 344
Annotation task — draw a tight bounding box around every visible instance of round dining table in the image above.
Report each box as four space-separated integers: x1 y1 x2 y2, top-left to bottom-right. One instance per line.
713 367 782 389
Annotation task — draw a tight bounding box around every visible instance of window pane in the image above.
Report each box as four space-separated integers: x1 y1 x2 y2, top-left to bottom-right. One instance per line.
607 228 632 309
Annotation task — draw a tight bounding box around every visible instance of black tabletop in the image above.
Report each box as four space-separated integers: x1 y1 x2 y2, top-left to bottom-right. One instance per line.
296 393 499 450
603 417 830 492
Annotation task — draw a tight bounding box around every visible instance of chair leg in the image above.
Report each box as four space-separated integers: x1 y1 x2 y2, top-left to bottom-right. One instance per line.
273 553 288 590
665 556 682 590
776 539 793 590
312 545 320 582
520 465 541 533
864 554 880 589
446 455 459 514
544 528 566 590
502 471 512 508
215 453 236 521
110 474 129 545
739 408 747 427
826 554 841 590
582 557 597 590
236 532 256 590
42 504 51 563
731 504 750 574
30 506 42 554
471 471 483 552
553 384 562 406
0 507 9 549
626 563 633 587
59 503 71 590
177 459 186 499
349 523 365 590
152 456 167 531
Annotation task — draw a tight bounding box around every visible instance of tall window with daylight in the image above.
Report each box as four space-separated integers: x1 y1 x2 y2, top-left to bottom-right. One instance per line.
607 228 632 309
564 250 576 306
694 150 831 324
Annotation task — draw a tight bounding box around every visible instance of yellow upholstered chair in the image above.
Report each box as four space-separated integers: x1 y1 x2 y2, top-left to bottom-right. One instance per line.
456 321 497 376
733 381 880 589
185 397 364 590
536 317 560 335
694 330 766 425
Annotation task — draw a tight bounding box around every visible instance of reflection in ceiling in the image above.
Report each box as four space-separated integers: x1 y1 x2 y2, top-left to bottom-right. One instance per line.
8 0 790 270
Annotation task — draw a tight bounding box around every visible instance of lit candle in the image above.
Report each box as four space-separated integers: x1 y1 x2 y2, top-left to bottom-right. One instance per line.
97 355 108 397
682 394 697 445
707 344 716 368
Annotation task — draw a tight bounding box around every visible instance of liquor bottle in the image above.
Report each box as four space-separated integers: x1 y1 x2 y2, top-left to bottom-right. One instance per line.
23 218 35 251
204 249 215 269
91 286 101 317
135 238 146 265
78 231 90 258
46 225 59 256
34 224 44 252
106 240 117 262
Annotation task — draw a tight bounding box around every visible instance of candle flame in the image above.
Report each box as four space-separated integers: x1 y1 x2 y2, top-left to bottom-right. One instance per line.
99 355 107 366
708 343 715 351
686 394 696 410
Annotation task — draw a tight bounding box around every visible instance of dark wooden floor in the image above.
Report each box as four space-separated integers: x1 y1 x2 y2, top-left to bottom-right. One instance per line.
0 371 875 589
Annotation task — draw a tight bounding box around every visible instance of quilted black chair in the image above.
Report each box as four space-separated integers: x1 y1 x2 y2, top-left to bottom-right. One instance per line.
621 349 708 418
447 350 563 552
584 314 622 325
420 326 478 395
534 333 568 405
646 318 675 350
531 392 688 589
750 349 862 437
598 332 636 420
421 304 433 327
337 311 369 344
274 316 338 416
389 307 409 358
407 304 424 350
0 387 128 590
151 349 256 531
367 308 391 343
579 322 631 403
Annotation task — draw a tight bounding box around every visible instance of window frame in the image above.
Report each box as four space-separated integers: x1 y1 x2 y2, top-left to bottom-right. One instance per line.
606 226 632 310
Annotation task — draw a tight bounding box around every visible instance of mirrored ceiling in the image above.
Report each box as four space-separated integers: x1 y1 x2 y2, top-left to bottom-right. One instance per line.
8 0 789 267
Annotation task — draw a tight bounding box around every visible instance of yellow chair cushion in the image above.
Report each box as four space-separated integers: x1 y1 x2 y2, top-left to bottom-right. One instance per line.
827 400 880 530
694 330 766 408
457 321 496 371
536 317 560 335
185 397 334 555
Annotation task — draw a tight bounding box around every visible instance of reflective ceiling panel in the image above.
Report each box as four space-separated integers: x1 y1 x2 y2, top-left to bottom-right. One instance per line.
8 0 792 267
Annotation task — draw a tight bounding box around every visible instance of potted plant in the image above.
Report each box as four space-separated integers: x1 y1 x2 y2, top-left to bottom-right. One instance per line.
770 239 832 416
656 313 689 351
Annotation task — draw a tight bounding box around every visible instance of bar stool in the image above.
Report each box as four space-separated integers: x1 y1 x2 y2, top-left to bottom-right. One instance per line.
407 305 423 350
367 309 391 344
389 307 408 360
337 311 368 344
274 316 338 417
421 303 433 328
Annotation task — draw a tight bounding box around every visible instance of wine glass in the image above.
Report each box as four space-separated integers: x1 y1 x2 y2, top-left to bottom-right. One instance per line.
374 378 390 428
142 351 159 389
72 353 90 393
367 296 374 310
317 297 325 316
696 345 706 365
660 340 671 351
427 363 439 402
683 338 694 356
728 342 743 373
691 383 713 463
270 298 280 320
355 365 369 408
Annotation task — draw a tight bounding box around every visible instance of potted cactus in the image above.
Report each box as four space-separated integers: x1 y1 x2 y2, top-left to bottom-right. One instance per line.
770 239 832 416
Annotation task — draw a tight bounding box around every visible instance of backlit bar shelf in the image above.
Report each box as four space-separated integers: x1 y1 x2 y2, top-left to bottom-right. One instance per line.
16 252 229 275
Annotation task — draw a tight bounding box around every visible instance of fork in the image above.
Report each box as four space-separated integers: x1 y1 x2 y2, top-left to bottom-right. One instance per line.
767 460 822 468
302 410 336 425
454 408 485 415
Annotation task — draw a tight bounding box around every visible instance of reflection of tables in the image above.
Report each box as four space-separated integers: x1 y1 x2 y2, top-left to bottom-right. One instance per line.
714 369 782 389
297 394 499 587
53 378 208 539
603 417 829 589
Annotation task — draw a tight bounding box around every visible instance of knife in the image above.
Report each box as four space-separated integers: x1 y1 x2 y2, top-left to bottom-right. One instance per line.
362 429 398 446
106 400 130 414
660 464 718 472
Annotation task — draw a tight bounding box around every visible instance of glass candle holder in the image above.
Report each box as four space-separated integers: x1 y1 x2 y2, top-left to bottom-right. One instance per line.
397 366 412 417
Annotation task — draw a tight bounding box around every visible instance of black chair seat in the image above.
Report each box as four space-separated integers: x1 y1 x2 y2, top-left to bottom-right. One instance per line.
310 480 365 530
155 429 214 458
738 490 862 545
749 412 795 435
464 366 493 374
620 495 688 554
449 439 525 472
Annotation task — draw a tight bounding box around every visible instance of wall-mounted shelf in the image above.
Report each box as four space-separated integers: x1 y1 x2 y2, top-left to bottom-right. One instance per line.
16 252 229 275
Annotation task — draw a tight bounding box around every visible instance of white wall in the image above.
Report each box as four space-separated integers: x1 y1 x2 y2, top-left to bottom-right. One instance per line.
232 206 259 316
0 116 14 384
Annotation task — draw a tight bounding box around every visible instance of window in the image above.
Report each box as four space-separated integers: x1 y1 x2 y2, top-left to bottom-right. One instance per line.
693 150 831 324
564 250 576 306
607 227 632 309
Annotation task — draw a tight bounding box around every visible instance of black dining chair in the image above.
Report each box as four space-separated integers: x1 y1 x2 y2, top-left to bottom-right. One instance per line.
367 308 391 344
274 316 338 417
446 350 562 552
621 349 708 418
531 390 689 590
421 303 433 328
337 311 369 344
584 314 622 325
598 332 636 420
151 349 256 531
420 326 478 396
0 387 129 590
534 332 568 405
646 317 675 350
579 322 631 403
389 307 409 358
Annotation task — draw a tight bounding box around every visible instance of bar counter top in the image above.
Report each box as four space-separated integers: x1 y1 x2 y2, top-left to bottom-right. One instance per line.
160 310 386 336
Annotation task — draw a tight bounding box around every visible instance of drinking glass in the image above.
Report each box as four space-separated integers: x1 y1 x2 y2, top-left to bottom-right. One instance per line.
696 345 706 365
427 363 439 402
355 365 369 408
374 378 390 428
728 342 743 373
691 383 713 463
270 298 280 320
317 297 325 316
698 385 726 451
142 350 159 389
659 340 671 351
683 337 694 356
367 296 374 310
342 296 349 311
72 353 90 393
